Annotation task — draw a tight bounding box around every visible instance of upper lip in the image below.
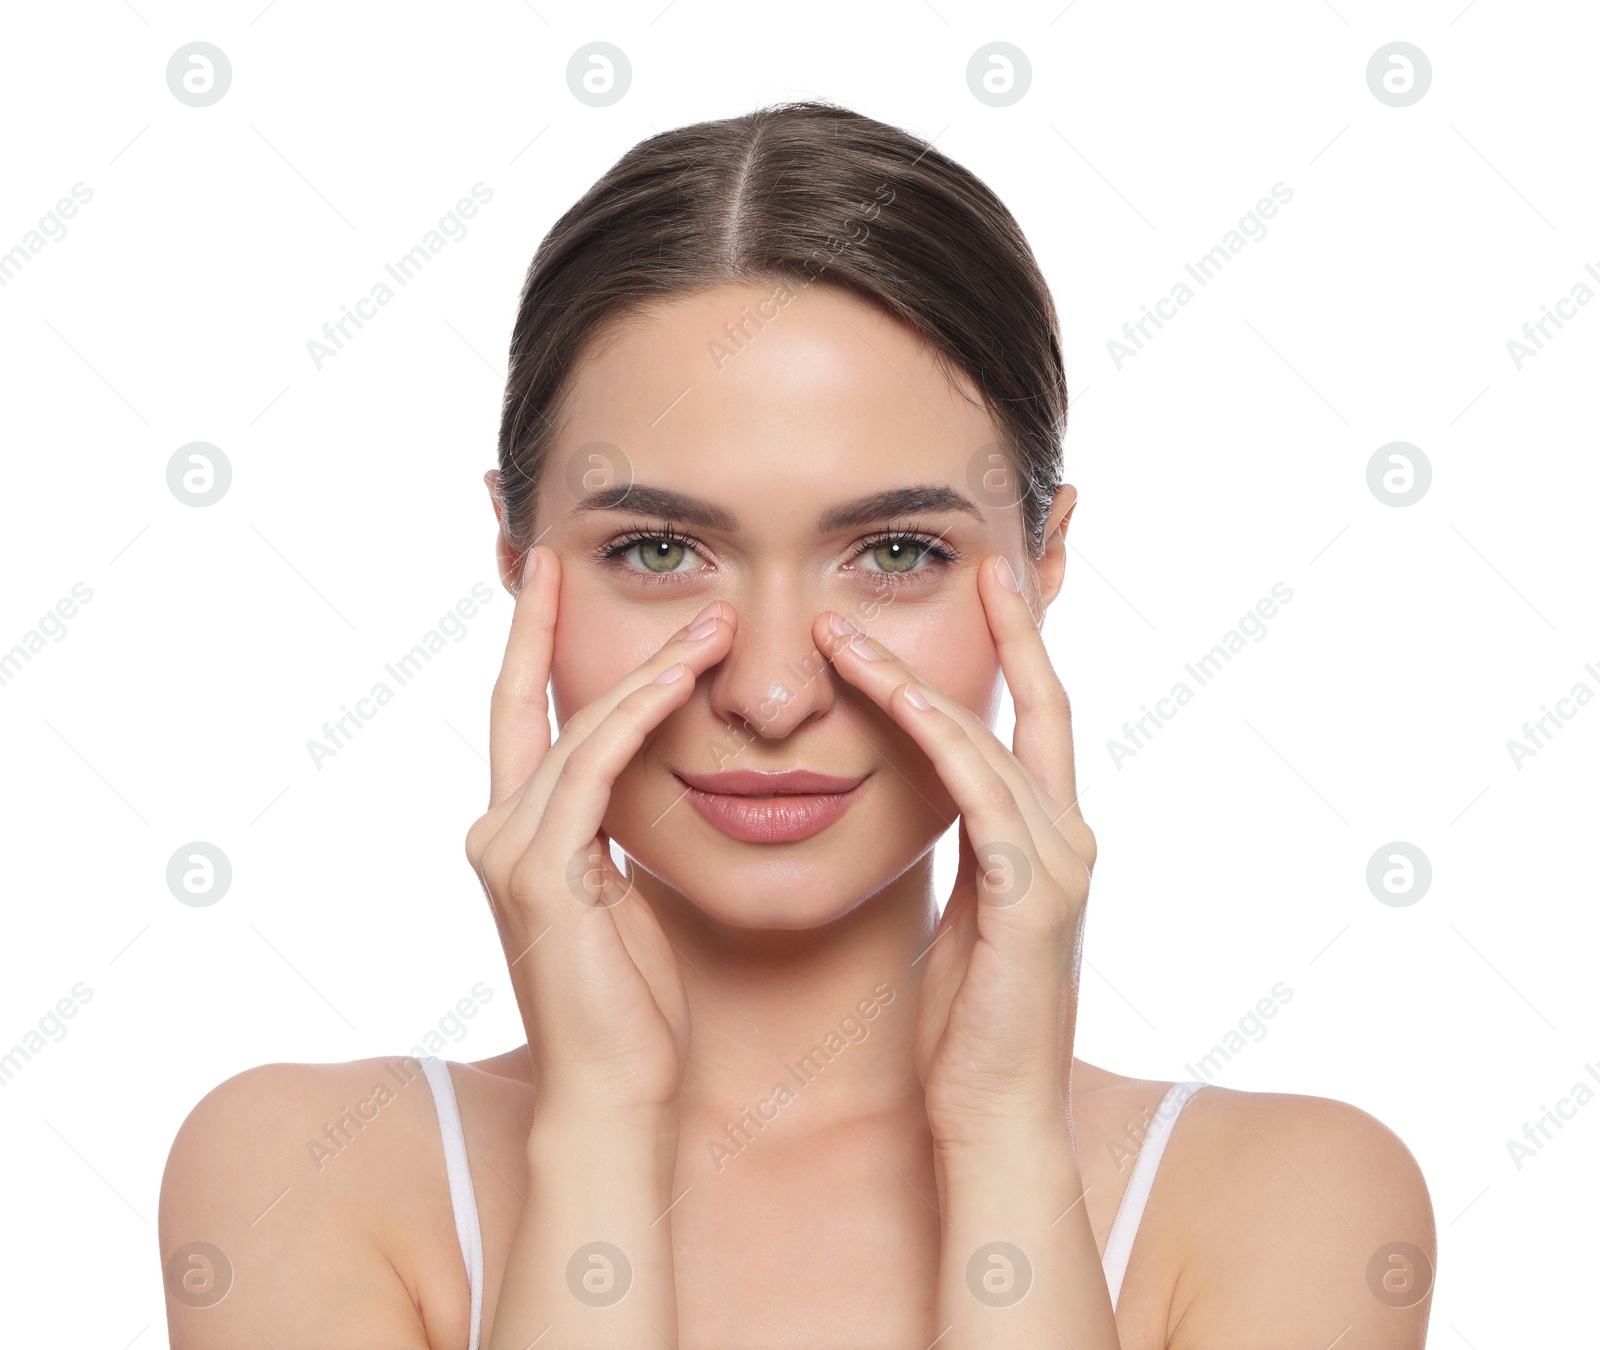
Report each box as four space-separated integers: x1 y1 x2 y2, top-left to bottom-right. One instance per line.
675 769 869 796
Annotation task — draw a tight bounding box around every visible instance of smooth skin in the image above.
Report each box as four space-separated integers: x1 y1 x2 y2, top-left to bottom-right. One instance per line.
159 282 1435 1349
473 543 1112 1348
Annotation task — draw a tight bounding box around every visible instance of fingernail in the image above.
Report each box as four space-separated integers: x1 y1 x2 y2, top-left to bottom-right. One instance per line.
828 612 859 637
849 634 884 661
653 662 686 684
686 617 719 640
521 548 539 587
689 600 720 629
994 556 1020 592
904 685 931 710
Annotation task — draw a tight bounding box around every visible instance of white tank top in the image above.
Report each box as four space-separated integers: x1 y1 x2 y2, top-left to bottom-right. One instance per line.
420 1056 1204 1349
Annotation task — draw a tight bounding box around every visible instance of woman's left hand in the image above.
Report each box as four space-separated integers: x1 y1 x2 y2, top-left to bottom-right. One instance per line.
817 553 1096 1152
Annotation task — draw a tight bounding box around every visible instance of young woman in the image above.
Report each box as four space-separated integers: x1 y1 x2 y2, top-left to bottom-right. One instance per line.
161 101 1435 1349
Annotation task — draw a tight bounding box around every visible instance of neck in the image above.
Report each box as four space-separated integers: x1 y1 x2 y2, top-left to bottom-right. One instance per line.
633 851 943 1149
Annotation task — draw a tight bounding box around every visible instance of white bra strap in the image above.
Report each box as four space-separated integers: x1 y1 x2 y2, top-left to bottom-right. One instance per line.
1100 1080 1206 1310
419 1056 484 1350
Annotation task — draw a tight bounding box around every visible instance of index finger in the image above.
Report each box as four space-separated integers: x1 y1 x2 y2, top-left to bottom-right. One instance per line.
982 553 1083 827
488 544 558 810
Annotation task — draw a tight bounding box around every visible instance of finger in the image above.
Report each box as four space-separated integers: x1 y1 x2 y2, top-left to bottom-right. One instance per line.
979 552 1084 830
825 624 1062 912
522 671 703 900
818 611 1088 886
478 663 706 976
488 610 736 867
487 544 559 812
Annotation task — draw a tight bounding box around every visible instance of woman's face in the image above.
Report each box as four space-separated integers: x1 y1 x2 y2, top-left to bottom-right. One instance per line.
515 281 1066 930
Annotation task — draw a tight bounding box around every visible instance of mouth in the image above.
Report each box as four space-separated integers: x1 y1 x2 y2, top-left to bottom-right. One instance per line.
673 769 870 844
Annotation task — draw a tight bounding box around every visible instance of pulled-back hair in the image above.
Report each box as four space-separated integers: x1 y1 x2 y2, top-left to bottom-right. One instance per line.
494 99 1067 562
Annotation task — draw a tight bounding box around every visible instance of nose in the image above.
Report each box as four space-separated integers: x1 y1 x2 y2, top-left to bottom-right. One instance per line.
701 582 839 742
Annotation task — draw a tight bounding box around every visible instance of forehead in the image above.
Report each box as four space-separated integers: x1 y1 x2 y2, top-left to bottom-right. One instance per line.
549 282 1002 510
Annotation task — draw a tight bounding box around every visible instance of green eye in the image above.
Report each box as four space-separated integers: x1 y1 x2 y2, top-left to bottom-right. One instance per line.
634 538 689 573
599 523 958 587
856 531 956 577
870 539 926 573
599 525 703 580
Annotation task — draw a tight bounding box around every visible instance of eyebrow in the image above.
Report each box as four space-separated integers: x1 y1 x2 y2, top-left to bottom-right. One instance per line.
568 482 986 533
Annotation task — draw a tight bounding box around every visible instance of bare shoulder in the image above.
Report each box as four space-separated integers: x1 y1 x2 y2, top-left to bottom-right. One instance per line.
1163 1083 1437 1349
159 1055 487 1349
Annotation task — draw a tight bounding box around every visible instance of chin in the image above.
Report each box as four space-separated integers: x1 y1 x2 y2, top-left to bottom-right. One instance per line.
658 871 866 931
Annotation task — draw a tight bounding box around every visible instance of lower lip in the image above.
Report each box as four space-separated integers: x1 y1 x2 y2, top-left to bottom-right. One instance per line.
679 780 865 844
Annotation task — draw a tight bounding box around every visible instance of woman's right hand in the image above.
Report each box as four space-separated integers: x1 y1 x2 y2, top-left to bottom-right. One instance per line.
463 543 736 1122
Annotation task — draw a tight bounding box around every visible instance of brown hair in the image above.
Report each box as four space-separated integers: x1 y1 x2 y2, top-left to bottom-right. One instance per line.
493 98 1067 565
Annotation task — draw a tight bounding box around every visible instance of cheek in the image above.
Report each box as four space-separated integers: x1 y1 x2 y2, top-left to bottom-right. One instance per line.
874 598 1003 723
548 587 654 727
547 648 588 729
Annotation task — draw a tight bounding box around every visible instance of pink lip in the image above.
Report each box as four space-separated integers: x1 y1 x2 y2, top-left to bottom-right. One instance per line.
674 769 869 844
676 769 867 795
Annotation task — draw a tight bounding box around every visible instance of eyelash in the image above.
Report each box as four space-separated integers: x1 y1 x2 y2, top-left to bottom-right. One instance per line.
594 520 961 587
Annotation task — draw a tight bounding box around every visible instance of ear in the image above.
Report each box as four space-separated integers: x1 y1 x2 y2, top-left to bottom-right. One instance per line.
484 469 521 596
1032 484 1078 617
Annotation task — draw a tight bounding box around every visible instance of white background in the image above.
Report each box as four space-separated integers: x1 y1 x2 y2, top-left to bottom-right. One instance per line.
2 1 1594 1344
